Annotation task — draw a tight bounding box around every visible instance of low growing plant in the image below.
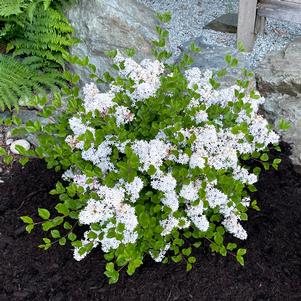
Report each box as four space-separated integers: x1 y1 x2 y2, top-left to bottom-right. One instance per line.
3 13 284 283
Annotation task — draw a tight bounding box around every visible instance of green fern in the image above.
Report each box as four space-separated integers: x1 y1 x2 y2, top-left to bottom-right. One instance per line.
0 0 76 110
0 55 66 111
0 0 27 17
7 5 76 69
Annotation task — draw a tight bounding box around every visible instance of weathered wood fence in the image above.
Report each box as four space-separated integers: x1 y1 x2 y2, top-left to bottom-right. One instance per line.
237 0 301 51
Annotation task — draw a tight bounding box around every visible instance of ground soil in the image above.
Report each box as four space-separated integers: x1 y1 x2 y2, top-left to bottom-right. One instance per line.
0 145 301 301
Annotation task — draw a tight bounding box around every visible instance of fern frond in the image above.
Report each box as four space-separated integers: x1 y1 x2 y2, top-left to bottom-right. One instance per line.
0 0 27 17
0 55 66 111
8 5 76 69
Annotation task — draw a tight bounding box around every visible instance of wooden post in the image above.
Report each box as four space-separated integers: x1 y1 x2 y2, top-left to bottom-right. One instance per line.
255 15 266 34
237 0 258 51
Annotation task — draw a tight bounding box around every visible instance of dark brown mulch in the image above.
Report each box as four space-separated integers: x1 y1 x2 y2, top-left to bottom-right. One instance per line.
0 145 301 301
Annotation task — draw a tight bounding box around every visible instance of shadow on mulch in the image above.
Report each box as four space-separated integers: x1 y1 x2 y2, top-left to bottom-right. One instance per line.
0 144 300 301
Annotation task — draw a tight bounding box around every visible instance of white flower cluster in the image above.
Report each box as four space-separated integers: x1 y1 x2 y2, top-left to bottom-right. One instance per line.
73 180 142 257
114 52 164 103
132 139 171 172
63 54 279 262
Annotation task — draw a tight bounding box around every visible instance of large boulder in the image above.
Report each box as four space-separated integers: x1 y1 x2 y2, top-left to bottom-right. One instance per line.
179 37 250 87
66 0 158 83
263 93 301 171
256 37 301 171
256 37 301 96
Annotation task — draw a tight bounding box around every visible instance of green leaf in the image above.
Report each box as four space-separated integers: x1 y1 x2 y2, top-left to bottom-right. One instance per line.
188 256 196 264
186 263 192 271
104 252 114 261
230 58 238 68
38 208 50 220
25 224 34 233
51 230 61 238
43 237 51 244
260 153 269 162
226 243 237 251
225 53 232 64
3 155 13 165
251 200 260 211
19 157 29 166
0 147 6 156
189 41 201 53
237 40 246 52
106 262 115 272
156 12 172 23
182 247 192 256
124 48 136 57
214 233 223 245
42 221 53 231
127 259 143 276
68 232 77 241
71 240 82 248
240 213 248 221
193 241 202 248
262 162 270 170
278 118 291 131
237 248 246 256
63 221 72 230
59 237 66 246
217 68 227 78
20 216 33 224
55 203 69 216
171 254 182 263
272 158 281 170
236 255 244 266
105 262 120 284
105 49 117 59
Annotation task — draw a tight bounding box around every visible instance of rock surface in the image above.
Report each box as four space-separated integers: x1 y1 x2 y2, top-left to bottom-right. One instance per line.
204 13 238 33
66 0 158 83
10 139 30 154
180 37 250 86
263 93 301 171
256 37 301 171
256 37 301 96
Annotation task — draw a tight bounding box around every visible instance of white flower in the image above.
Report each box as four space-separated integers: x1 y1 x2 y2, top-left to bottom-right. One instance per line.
194 110 208 123
180 181 201 202
168 151 190 165
189 152 205 169
160 215 179 236
123 176 144 202
114 106 134 126
150 243 171 263
132 139 171 171
69 116 95 137
79 199 113 225
81 139 115 174
222 213 247 240
233 166 258 184
151 172 177 193
114 52 164 103
190 214 209 232
206 185 229 208
161 191 179 212
115 204 138 232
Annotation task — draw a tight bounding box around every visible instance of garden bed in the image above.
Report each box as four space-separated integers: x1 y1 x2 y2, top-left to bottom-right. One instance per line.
0 144 300 301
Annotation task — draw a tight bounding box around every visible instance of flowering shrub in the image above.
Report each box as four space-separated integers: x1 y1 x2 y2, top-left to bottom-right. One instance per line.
4 13 283 283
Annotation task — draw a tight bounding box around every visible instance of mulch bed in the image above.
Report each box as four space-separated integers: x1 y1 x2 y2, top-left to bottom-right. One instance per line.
0 145 301 301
